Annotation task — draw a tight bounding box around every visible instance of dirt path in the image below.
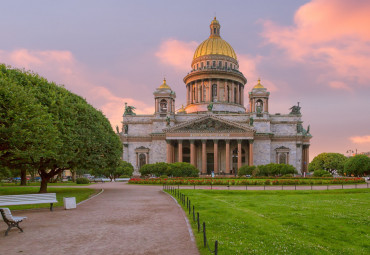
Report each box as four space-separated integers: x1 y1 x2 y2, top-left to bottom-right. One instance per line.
0 183 199 255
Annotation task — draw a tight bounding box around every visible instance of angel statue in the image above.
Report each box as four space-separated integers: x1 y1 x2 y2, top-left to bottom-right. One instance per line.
124 102 136 116
289 102 301 115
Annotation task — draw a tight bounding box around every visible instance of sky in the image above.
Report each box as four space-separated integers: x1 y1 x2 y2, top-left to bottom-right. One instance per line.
1 0 369 161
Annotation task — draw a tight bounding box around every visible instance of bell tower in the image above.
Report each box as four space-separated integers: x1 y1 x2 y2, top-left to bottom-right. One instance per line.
249 78 270 117
153 79 176 117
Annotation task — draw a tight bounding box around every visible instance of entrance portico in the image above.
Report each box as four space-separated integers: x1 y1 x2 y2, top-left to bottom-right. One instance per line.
164 115 255 175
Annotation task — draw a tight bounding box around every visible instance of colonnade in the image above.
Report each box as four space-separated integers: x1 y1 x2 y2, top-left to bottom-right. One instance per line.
186 79 244 105
166 139 253 175
302 145 310 173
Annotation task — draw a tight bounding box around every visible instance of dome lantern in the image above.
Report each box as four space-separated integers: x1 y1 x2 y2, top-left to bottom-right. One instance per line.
210 17 221 38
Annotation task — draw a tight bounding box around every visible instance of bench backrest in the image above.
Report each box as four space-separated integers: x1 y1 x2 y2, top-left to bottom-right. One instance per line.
0 193 58 206
0 208 14 222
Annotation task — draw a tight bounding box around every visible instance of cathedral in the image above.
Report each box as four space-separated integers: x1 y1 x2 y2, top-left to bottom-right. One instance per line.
120 18 312 176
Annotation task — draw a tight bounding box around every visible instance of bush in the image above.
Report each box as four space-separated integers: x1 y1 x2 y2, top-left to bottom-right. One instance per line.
119 175 130 178
255 163 297 176
168 162 199 177
238 165 256 177
313 170 330 177
76 177 90 184
160 175 168 178
139 162 170 177
322 173 332 177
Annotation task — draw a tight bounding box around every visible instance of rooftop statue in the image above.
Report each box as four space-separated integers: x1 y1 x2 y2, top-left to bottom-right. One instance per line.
207 103 213 111
124 102 136 116
289 102 301 115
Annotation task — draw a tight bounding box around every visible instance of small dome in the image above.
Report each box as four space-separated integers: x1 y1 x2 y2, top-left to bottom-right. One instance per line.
193 18 237 61
253 78 264 89
178 105 186 114
158 78 171 89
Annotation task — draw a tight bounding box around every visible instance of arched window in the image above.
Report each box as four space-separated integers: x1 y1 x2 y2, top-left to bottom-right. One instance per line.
256 99 263 113
203 85 207 101
234 87 237 103
279 153 287 164
227 85 230 102
192 85 196 102
212 84 217 102
160 99 167 112
139 154 146 169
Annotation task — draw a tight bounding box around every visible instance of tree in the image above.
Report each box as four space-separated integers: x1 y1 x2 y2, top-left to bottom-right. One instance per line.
0 64 122 192
91 160 133 181
308 153 347 174
344 155 370 176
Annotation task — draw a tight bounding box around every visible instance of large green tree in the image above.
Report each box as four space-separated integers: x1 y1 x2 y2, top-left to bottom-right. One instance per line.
0 64 122 192
308 153 347 174
91 160 134 181
344 155 370 176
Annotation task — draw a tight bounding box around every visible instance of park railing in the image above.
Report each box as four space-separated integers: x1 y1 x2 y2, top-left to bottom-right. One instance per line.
163 184 218 255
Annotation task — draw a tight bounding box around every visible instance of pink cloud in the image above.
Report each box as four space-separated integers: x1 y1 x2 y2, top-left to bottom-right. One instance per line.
350 135 370 144
328 81 352 91
261 0 370 87
0 48 153 130
155 39 198 71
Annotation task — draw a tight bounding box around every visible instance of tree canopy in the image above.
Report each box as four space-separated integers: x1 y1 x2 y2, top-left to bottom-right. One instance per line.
0 64 123 192
91 160 134 180
308 153 347 174
343 155 370 176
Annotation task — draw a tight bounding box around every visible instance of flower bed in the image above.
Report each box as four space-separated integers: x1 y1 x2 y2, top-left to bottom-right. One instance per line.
128 177 365 185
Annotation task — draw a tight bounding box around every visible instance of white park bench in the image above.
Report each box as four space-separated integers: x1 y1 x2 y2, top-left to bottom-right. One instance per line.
0 208 27 236
0 193 58 211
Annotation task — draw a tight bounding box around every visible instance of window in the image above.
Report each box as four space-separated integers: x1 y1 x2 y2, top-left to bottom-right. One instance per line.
203 85 207 101
192 85 196 102
214 28 216 34
139 154 146 169
213 61 216 67
234 87 237 103
201 62 204 68
212 84 217 102
225 62 228 69
160 99 167 112
207 61 209 66
227 85 230 102
219 61 222 67
279 153 287 164
197 64 199 69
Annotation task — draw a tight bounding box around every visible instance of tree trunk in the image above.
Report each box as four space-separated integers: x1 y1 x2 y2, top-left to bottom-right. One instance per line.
39 177 49 193
72 171 76 182
20 169 27 186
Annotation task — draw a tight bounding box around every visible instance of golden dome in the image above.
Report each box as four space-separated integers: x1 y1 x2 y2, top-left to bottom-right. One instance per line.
178 105 186 113
193 18 237 60
158 78 171 89
253 78 265 89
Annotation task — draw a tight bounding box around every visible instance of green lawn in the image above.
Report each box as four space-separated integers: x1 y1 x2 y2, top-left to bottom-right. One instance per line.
0 187 97 210
175 189 370 255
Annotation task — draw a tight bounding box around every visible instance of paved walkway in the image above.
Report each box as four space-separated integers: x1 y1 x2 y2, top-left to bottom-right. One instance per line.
0 183 199 255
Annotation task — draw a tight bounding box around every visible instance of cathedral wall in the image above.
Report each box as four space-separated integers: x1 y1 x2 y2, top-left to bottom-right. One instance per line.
271 123 296 135
254 121 271 133
270 142 301 173
150 140 167 164
253 140 271 165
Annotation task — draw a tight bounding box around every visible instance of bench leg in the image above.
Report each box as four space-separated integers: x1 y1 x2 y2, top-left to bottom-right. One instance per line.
16 223 23 233
5 225 11 236
50 203 53 211
4 221 23 236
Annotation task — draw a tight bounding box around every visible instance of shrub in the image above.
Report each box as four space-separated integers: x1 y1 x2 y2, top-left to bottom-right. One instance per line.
313 170 330 177
344 155 370 176
76 177 90 184
139 162 170 177
119 175 130 178
160 175 168 178
322 173 332 177
238 165 256 177
168 162 199 177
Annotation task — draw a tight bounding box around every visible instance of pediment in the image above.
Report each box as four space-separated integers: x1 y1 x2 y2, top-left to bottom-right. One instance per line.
164 115 255 133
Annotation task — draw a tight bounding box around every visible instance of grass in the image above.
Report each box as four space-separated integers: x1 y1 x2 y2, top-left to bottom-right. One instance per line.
0 187 97 210
173 189 370 255
0 182 91 186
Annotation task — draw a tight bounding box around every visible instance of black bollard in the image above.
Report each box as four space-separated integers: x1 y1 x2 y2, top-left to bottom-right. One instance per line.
203 222 207 248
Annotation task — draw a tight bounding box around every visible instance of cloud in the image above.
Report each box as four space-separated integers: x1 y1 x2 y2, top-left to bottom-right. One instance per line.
261 0 370 88
0 48 153 129
155 39 198 71
238 54 277 92
328 81 352 91
350 135 370 144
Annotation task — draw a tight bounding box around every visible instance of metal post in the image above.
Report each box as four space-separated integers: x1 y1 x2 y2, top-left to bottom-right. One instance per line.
295 184 296 190
281 185 283 190
342 184 344 189
246 185 247 190
215 240 218 255
197 212 200 232
327 185 329 190
186 197 188 208
355 184 357 189
311 184 313 190
189 200 191 214
264 185 265 190
211 184 212 190
194 184 195 190
203 222 207 248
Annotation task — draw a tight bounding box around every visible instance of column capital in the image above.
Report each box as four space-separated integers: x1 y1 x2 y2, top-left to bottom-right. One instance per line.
237 139 242 144
190 139 195 144
225 140 230 144
166 140 172 144
178 139 183 144
201 139 207 144
213 139 219 144
249 139 254 144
